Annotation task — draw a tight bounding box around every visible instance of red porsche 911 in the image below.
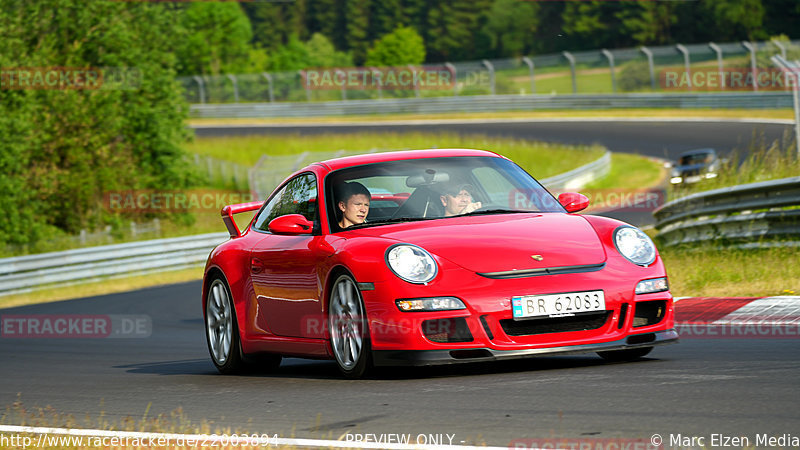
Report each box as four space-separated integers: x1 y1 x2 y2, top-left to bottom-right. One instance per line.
203 149 677 378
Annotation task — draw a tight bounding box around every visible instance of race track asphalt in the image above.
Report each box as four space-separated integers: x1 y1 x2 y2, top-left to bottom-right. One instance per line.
1 281 798 446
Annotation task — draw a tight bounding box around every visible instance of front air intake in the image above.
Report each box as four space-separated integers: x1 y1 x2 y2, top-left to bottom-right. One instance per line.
633 300 666 327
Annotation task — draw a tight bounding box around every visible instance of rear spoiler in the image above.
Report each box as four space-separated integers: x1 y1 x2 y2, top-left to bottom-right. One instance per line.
221 201 263 238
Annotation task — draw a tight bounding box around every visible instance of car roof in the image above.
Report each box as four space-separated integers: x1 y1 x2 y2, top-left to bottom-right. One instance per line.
313 148 505 172
679 148 716 156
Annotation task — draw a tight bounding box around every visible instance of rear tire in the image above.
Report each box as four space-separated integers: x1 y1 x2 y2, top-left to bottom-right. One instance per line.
597 346 653 362
329 274 373 379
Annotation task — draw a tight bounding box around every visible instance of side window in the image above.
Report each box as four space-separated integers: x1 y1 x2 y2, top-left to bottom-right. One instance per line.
253 173 318 233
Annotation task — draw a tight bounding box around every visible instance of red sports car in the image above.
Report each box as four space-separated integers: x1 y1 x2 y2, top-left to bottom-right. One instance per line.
203 149 677 378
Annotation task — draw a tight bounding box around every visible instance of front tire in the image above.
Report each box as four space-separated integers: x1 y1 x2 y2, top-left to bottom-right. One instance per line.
329 274 373 379
597 346 653 362
205 276 246 374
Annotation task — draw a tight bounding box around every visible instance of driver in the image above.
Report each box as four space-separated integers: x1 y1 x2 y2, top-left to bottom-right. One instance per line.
439 183 481 216
335 182 371 228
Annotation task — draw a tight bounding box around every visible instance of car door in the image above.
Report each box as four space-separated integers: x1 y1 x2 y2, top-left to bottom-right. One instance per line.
249 173 327 339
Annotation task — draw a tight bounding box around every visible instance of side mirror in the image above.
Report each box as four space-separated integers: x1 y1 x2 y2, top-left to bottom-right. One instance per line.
558 192 589 213
268 214 314 235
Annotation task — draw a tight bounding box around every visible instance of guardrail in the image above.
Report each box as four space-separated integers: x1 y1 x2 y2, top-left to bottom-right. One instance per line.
541 151 611 191
0 233 228 296
653 176 800 247
190 92 794 119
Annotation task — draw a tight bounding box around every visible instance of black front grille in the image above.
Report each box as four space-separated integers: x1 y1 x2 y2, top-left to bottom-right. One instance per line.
499 311 611 337
422 318 474 343
633 300 667 327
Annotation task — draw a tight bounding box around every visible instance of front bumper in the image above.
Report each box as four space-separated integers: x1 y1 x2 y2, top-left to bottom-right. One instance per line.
373 329 678 366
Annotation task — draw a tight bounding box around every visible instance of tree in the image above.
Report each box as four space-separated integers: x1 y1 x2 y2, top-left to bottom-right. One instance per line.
346 0 372 65
267 34 353 71
365 26 425 67
306 33 354 68
425 0 491 61
483 0 539 57
0 0 194 247
617 2 676 46
244 0 309 52
174 3 253 76
560 1 633 50
706 0 766 41
267 35 312 72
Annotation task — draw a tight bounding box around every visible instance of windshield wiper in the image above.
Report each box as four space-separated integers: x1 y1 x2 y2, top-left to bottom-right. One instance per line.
460 209 531 217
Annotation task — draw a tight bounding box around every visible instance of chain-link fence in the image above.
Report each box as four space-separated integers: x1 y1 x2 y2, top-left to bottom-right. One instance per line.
178 39 800 104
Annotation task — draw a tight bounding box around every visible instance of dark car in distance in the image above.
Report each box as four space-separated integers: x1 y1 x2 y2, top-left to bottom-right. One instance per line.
669 148 720 185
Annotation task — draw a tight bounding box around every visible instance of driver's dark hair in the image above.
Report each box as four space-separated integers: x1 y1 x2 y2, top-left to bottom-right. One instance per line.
335 181 371 205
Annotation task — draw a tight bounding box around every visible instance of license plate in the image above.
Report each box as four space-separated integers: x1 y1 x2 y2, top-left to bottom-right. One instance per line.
512 290 605 319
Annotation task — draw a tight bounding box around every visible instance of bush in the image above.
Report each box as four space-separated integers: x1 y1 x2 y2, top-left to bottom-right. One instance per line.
618 60 653 92
365 26 426 67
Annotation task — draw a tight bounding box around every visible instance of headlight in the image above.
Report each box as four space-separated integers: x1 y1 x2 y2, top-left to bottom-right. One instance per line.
635 277 669 294
396 297 465 312
614 226 657 266
386 244 438 284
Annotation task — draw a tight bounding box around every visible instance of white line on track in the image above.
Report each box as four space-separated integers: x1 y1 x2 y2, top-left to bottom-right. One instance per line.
0 424 512 450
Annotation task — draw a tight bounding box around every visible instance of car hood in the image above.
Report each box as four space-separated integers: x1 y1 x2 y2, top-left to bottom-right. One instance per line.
348 213 606 273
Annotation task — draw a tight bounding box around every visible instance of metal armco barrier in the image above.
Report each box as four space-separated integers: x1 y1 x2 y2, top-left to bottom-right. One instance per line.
540 151 611 192
654 177 800 247
190 93 794 119
0 233 228 296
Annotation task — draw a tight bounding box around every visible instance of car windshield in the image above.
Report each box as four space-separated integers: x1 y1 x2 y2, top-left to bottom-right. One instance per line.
326 156 564 231
679 152 714 165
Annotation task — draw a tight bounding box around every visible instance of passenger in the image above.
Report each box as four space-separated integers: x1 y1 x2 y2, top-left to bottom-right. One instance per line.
439 183 481 216
336 182 371 228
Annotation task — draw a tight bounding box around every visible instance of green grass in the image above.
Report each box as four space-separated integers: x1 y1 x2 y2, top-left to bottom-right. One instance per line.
184 132 606 180
584 153 667 191
661 245 800 298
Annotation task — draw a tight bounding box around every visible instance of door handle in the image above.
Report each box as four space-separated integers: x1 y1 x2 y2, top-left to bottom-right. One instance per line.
250 257 264 273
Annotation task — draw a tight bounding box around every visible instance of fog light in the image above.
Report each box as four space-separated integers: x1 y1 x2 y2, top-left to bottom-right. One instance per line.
396 297 466 312
635 277 669 294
